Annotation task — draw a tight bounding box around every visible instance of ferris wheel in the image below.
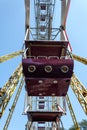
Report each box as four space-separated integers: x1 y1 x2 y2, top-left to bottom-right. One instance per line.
0 0 87 130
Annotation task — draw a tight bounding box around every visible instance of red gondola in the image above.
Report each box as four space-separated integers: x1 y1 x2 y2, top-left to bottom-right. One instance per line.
22 40 74 96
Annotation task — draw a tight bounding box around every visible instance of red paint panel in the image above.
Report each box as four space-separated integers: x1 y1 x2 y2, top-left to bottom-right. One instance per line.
22 59 74 78
25 78 70 96
27 111 65 122
25 40 68 57
40 4 46 10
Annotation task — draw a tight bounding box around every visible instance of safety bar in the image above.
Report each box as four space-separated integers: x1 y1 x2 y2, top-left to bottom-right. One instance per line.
23 54 72 60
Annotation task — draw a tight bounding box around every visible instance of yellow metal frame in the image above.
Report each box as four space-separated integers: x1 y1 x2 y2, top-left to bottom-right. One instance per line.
0 50 24 63
71 74 87 114
66 94 80 130
3 77 24 130
72 53 87 65
0 64 22 118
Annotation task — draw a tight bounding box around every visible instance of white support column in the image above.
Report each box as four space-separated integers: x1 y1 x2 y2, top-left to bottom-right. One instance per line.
60 0 71 40
60 0 66 40
61 0 66 26
27 96 32 110
62 96 66 111
25 0 30 39
57 97 60 106
23 92 32 114
24 28 29 41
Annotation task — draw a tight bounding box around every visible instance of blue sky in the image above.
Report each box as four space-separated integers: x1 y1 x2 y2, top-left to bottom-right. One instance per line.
0 0 87 130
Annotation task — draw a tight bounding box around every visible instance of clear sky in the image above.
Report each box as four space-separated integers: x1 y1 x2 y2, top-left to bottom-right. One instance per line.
0 0 87 130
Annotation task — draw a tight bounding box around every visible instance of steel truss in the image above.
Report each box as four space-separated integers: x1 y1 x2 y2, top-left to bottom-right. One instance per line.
3 77 24 130
0 64 22 118
66 94 80 130
0 50 24 63
71 74 87 114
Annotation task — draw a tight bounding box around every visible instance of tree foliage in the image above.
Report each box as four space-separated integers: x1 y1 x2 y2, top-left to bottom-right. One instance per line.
79 119 87 127
69 119 87 130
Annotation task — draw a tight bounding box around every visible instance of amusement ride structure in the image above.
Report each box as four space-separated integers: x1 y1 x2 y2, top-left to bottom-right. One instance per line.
0 0 87 130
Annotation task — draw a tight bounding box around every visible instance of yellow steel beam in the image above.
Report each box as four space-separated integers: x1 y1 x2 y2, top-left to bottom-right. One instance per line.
0 50 24 63
72 54 87 65
66 94 80 130
3 77 24 130
0 64 22 118
70 74 87 114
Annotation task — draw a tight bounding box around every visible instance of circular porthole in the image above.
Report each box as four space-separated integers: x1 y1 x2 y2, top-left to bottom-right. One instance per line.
61 65 69 73
28 65 36 72
44 65 52 73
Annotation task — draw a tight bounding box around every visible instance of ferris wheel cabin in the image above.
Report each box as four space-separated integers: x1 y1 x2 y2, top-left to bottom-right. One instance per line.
22 40 74 96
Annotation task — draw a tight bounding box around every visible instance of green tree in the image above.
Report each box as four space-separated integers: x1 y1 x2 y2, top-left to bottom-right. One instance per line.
79 119 87 127
69 119 87 130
